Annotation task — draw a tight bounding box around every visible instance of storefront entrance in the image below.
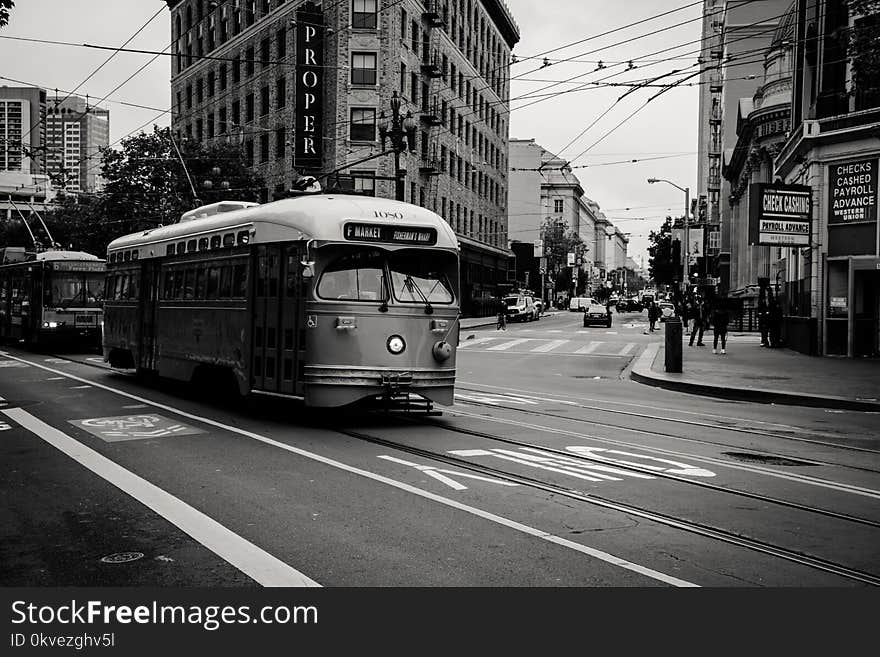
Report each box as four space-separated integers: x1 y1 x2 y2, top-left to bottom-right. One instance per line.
853 269 880 357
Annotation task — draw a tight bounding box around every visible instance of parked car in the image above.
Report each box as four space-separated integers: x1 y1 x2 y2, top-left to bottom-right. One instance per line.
620 297 643 312
582 298 612 328
658 301 676 322
504 295 539 322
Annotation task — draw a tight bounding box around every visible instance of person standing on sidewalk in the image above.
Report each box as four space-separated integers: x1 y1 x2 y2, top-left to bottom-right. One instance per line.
689 298 706 346
711 300 729 354
647 301 660 332
758 296 770 346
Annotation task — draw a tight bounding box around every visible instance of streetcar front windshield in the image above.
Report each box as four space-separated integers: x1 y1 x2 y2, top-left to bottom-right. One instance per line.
47 272 105 308
388 251 454 304
317 249 386 301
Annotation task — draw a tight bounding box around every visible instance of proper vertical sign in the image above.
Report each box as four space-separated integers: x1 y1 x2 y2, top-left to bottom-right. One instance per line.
295 1 325 170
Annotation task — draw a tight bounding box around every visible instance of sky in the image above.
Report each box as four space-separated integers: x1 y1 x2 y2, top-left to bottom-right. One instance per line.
0 0 704 265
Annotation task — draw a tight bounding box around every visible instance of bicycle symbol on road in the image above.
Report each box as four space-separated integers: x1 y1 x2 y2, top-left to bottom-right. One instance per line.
70 414 203 442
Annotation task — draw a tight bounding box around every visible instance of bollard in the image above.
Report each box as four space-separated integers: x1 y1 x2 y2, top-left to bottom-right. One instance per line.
664 317 683 373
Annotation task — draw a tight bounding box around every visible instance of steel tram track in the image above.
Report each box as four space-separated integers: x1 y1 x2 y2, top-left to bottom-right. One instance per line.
339 426 880 586
454 386 880 467
379 413 880 527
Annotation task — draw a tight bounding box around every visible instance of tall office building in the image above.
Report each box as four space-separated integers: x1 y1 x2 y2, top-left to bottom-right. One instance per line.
0 86 52 222
45 95 110 193
165 0 519 316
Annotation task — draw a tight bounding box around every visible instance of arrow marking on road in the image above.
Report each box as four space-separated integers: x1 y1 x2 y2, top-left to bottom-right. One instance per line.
377 455 519 491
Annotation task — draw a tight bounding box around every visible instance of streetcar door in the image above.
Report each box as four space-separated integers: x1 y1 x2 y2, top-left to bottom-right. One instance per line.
252 244 282 392
138 260 160 371
280 243 305 396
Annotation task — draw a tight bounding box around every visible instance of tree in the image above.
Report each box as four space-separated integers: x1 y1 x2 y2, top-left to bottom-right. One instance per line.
540 217 586 296
0 0 14 28
43 126 264 256
647 216 679 287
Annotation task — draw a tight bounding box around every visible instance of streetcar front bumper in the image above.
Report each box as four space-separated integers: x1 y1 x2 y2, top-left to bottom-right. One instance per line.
302 365 455 406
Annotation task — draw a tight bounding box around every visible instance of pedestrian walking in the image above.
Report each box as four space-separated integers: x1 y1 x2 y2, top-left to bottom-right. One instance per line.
711 301 729 354
688 298 706 346
647 301 660 332
757 296 769 346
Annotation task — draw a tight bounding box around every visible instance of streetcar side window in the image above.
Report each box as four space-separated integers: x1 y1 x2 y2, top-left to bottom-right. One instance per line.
178 242 187 254
198 238 209 251
223 233 235 247
206 266 220 299
219 265 233 298
187 240 197 253
163 270 174 299
172 268 184 298
166 244 175 256
128 271 140 299
316 250 386 302
183 268 195 299
194 267 206 299
232 263 248 297
210 235 222 249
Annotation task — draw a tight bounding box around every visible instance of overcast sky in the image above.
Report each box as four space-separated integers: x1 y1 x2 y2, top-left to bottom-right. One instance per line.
1 0 703 265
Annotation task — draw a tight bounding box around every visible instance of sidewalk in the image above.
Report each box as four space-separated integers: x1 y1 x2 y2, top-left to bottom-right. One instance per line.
631 335 880 411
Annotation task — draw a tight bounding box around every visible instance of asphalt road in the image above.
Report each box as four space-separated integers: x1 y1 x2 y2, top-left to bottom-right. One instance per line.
1 313 878 587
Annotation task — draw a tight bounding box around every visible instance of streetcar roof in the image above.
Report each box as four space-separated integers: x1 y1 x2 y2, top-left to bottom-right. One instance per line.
36 250 104 262
106 194 459 259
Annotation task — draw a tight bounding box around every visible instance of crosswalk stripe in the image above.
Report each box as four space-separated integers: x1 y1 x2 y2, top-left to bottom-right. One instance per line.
531 339 568 353
459 337 497 348
487 338 531 351
575 342 602 354
617 342 636 355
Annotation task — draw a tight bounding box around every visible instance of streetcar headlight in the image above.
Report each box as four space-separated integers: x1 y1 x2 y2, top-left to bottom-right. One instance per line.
43 321 59 329
432 341 452 362
387 335 406 355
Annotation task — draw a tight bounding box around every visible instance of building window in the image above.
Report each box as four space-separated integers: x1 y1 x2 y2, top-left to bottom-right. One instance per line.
260 85 269 116
245 46 254 76
186 84 192 109
410 72 418 103
400 8 407 41
207 70 215 97
554 199 563 213
411 20 419 51
245 93 255 122
352 0 377 29
276 76 286 108
196 79 203 104
276 127 286 158
351 52 377 85
260 37 270 68
400 62 406 94
207 112 214 138
351 170 375 196
231 100 240 128
196 118 203 141
260 133 269 162
350 108 376 141
277 26 286 58
219 63 227 90
244 139 254 167
219 107 227 134
232 55 240 82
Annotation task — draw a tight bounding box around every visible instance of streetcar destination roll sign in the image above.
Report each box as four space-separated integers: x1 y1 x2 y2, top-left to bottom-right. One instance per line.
344 223 437 245
748 183 812 246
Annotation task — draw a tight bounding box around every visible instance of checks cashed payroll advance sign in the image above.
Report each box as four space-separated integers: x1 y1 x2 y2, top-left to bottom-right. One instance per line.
828 158 877 224
748 183 812 246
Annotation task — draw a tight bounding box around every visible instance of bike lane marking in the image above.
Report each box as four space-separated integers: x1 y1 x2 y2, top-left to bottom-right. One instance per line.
0 350 698 587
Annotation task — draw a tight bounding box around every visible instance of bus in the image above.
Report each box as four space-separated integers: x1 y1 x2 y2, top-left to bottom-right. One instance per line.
103 194 460 409
0 247 105 350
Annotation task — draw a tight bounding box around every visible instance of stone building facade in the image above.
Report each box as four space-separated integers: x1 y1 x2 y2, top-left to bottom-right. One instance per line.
165 0 519 316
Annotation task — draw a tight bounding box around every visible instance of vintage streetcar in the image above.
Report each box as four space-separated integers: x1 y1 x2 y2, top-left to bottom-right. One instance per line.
0 247 105 350
103 194 460 409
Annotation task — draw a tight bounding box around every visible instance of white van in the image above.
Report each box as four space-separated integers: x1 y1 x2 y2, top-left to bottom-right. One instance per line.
568 297 592 312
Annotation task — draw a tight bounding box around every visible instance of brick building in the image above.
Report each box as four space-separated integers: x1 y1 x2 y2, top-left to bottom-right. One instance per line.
165 0 519 316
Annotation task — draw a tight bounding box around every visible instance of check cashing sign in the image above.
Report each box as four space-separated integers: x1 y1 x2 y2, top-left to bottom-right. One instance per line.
748 183 812 246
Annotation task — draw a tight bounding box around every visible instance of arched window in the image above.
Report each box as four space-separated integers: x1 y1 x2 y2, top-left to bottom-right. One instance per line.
186 5 192 31
175 15 182 39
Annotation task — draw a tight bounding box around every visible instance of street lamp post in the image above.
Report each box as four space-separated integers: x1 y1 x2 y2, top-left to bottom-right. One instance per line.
202 165 231 203
378 91 417 202
648 178 690 291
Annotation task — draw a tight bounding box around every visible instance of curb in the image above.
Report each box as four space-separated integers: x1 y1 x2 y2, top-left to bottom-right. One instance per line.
630 343 880 412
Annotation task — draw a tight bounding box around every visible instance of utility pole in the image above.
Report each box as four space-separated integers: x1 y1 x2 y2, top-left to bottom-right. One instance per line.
378 91 417 201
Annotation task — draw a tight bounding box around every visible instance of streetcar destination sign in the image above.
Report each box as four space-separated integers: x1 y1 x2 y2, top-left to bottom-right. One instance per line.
344 223 437 245
748 183 812 246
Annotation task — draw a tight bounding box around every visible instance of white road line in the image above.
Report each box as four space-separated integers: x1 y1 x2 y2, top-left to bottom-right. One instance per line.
0 351 697 587
459 337 498 348
2 406 319 588
575 342 602 354
531 339 568 353
617 343 636 356
487 338 531 351
71 385 91 389
47 377 65 381
546 330 563 334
